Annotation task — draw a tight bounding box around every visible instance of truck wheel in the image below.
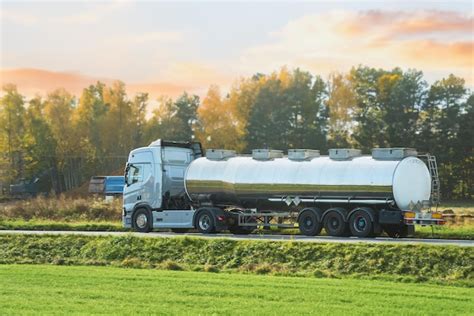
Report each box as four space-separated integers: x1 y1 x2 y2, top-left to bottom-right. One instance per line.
171 228 189 233
132 208 152 233
196 210 216 234
324 210 349 237
349 210 373 238
298 209 322 236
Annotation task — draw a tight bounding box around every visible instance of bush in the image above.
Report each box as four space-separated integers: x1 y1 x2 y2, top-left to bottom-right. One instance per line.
0 195 122 221
0 234 472 285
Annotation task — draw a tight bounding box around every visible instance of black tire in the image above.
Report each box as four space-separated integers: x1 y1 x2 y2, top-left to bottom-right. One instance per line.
132 208 152 233
298 209 322 236
349 210 374 238
195 210 216 234
324 210 349 237
171 228 189 233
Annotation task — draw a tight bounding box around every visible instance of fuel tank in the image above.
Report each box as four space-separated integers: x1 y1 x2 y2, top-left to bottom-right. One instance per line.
184 152 431 210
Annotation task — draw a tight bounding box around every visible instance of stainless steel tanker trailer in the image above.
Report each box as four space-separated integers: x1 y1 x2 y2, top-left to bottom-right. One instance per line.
122 139 444 237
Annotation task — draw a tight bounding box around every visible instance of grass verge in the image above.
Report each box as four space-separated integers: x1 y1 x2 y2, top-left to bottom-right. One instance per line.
1 264 473 315
0 234 472 286
0 219 125 231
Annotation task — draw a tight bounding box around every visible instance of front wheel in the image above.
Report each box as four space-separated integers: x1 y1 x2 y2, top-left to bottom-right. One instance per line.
132 208 152 233
196 210 216 234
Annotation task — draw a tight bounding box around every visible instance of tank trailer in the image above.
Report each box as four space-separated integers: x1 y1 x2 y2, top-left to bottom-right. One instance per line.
123 139 444 237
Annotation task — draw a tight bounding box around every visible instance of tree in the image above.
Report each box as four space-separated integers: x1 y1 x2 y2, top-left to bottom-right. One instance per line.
23 96 57 191
173 93 200 141
246 68 328 151
144 93 199 144
196 85 242 150
131 92 148 148
0 84 26 185
453 93 474 199
326 73 357 147
377 69 426 148
349 66 387 151
102 81 133 156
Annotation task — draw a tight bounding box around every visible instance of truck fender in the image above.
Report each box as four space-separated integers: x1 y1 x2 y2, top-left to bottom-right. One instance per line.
193 207 228 229
297 208 323 223
132 203 153 218
348 207 376 223
322 207 349 222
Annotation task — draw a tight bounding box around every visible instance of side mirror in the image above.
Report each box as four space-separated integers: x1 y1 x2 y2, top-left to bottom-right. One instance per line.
124 164 132 186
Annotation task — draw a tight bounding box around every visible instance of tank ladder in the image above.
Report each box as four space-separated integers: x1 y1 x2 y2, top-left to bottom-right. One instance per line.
426 154 441 208
417 154 441 210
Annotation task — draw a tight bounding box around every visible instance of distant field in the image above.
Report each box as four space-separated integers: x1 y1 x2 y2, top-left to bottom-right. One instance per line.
0 265 472 315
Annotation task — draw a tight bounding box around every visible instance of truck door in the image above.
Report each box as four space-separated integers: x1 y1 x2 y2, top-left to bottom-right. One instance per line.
123 151 156 211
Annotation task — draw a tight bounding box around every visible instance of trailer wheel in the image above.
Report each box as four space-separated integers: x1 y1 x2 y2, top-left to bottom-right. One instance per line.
298 209 322 236
324 210 349 237
132 208 152 233
349 210 373 237
196 210 216 234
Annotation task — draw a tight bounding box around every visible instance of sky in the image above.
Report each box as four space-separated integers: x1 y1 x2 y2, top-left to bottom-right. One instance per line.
0 0 473 100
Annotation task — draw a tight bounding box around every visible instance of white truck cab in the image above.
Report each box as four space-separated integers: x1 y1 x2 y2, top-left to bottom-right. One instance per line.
122 139 202 232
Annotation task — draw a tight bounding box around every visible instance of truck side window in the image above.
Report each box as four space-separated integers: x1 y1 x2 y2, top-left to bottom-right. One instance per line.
126 163 152 186
131 165 142 184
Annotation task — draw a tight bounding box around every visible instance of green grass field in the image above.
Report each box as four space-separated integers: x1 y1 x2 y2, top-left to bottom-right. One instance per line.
0 265 472 315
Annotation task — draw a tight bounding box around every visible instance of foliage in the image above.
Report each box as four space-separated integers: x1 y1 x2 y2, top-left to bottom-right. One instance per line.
0 66 472 199
0 195 122 221
0 234 472 285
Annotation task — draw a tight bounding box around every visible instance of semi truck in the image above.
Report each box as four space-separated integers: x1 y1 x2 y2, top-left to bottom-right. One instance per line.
122 139 444 238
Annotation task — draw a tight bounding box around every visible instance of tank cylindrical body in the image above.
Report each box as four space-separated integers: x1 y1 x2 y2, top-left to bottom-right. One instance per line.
184 156 431 210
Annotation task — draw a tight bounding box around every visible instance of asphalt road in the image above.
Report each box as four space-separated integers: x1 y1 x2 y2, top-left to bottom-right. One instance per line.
1 230 472 247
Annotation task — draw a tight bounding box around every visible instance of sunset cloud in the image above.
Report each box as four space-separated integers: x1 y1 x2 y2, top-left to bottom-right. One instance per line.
2 5 472 98
239 10 473 85
0 69 197 100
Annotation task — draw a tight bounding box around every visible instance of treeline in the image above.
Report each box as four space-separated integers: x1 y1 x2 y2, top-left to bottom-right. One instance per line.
0 66 472 199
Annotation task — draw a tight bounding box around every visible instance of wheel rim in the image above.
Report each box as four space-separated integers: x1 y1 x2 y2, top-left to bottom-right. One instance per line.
304 216 313 228
199 214 211 231
136 213 148 229
354 215 367 232
330 216 340 229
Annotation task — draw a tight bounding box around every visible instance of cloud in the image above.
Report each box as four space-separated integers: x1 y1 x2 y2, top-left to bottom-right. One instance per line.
239 10 473 84
1 0 132 26
0 9 38 26
337 10 473 38
0 68 196 100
